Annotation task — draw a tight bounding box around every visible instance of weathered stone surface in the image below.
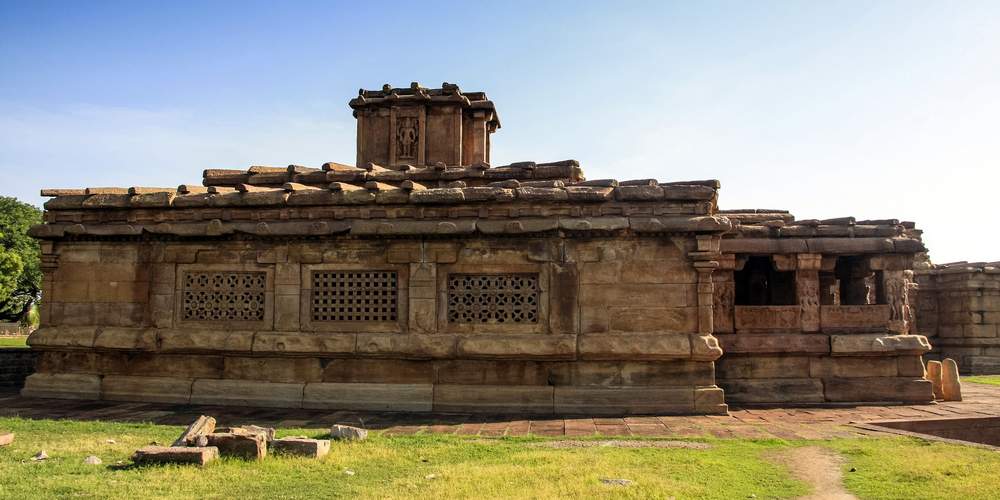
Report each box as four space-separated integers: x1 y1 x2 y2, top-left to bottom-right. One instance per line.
830 334 931 356
434 384 554 414
437 360 550 386
303 383 432 411
131 446 218 466
190 379 304 408
173 415 217 446
356 333 455 358
330 424 368 441
252 333 355 356
734 306 801 332
271 437 331 458
321 359 433 384
22 373 101 400
718 356 811 379
27 327 98 349
718 378 825 404
809 357 899 378
456 335 575 360
102 375 193 404
693 386 728 415
820 305 891 332
223 357 322 383
715 334 830 355
205 432 267 460
823 377 933 403
926 360 943 399
941 358 962 401
579 334 691 360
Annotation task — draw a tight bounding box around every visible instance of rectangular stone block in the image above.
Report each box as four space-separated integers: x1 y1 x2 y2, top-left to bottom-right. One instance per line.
433 384 554 414
101 375 193 404
205 433 266 460
356 333 455 358
553 386 695 415
717 356 811 379
809 357 899 378
437 360 550 385
547 362 621 386
734 306 801 332
456 335 576 360
190 379 304 408
830 334 931 356
715 333 830 354
223 357 322 383
606 307 697 333
100 353 224 379
694 386 728 415
131 446 218 466
271 437 330 458
579 334 691 360
93 327 157 351
322 359 433 384
27 327 98 349
717 378 825 404
820 305 890 332
22 373 102 400
157 329 254 354
619 361 715 386
252 332 355 355
303 382 432 411
823 377 933 403
897 356 926 377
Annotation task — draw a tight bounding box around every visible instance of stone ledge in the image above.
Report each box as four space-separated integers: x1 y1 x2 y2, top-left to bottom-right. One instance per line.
21 373 101 400
553 386 696 415
830 334 931 356
714 333 830 355
190 379 304 408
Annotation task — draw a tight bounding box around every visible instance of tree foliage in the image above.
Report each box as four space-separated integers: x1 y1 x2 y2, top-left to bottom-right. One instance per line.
0 197 42 321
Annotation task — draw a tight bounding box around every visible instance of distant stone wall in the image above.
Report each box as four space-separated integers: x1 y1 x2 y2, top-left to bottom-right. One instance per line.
0 348 38 388
917 262 1000 374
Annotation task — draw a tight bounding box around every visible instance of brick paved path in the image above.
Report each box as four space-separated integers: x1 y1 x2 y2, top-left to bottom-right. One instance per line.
2 384 997 439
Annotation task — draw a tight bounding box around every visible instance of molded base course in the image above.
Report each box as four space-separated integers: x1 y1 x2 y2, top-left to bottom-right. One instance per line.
718 378 826 404
190 379 305 408
303 383 432 411
102 375 193 404
22 373 101 400
554 386 696 415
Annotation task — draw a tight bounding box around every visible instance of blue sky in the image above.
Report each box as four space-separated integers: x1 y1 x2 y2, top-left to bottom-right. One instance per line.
1 1 997 263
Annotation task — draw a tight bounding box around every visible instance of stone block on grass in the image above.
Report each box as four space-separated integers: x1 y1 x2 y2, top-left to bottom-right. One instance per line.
271 437 331 458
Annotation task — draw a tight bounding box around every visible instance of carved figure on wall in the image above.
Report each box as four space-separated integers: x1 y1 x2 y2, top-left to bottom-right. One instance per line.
885 272 907 322
397 117 418 159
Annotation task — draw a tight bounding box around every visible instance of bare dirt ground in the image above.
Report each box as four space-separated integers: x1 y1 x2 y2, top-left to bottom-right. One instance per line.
771 446 857 500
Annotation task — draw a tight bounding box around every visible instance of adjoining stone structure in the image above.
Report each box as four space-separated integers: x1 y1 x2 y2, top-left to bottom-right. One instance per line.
916 262 1000 374
714 210 933 403
22 83 934 414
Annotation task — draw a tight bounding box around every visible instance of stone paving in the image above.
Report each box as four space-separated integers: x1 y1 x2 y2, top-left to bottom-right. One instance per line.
1 384 997 440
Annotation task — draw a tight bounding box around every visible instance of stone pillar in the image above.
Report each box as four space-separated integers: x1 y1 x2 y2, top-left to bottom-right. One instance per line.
797 254 822 333
692 235 722 335
713 254 736 334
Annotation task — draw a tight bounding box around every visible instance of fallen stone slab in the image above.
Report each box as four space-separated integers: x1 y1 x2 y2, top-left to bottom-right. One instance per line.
172 415 216 447
942 358 963 402
131 446 219 466
330 424 368 441
271 437 331 458
0 433 13 447
204 432 266 460
216 425 276 443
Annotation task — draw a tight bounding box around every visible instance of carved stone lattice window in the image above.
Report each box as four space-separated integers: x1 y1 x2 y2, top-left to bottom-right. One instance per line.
448 274 539 324
311 271 398 322
182 271 267 321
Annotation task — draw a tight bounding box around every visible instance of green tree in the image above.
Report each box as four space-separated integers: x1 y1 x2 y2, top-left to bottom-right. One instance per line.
0 197 42 322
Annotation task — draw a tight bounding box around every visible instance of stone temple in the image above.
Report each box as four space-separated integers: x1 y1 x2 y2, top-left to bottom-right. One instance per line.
23 82 936 414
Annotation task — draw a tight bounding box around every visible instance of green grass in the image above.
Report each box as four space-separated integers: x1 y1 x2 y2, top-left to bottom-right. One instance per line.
964 375 1000 386
0 417 998 499
0 336 28 348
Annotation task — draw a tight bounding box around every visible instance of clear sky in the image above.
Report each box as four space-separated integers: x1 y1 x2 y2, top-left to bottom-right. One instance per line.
1 1 997 263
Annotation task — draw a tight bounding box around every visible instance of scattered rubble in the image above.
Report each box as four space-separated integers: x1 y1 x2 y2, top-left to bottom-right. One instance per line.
31 451 48 461
331 424 368 441
600 478 633 486
83 455 102 465
128 416 329 466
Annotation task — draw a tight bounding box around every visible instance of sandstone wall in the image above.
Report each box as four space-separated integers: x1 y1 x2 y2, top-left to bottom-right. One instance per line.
25 236 726 415
917 263 1000 374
